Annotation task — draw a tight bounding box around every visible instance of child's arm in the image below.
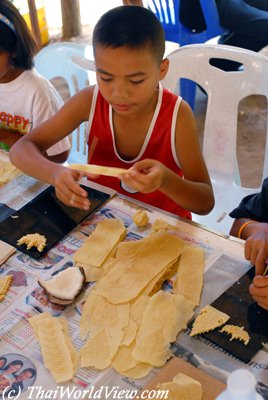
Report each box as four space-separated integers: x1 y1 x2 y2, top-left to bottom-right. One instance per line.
230 218 268 275
10 87 95 210
230 217 268 309
45 150 70 164
122 100 214 215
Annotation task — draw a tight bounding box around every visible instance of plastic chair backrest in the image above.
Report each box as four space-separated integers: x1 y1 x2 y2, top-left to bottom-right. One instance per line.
147 0 225 45
34 42 96 164
162 44 268 234
147 0 226 109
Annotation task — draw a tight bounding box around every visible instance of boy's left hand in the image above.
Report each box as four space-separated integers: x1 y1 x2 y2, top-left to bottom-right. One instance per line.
120 159 167 193
249 275 268 310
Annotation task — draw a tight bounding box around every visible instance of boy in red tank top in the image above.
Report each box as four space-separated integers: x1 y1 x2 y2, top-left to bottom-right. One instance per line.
10 6 214 218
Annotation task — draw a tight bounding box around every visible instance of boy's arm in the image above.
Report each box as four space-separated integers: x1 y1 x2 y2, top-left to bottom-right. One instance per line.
10 87 93 178
45 150 70 164
164 99 214 215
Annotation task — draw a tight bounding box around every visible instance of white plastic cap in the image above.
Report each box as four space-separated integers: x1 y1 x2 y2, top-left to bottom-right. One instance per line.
226 369 257 400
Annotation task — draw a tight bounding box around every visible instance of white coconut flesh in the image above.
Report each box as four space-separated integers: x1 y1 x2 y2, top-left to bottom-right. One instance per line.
38 267 85 300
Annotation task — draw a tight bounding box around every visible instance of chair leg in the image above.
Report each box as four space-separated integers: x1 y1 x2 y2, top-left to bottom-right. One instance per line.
180 78 196 110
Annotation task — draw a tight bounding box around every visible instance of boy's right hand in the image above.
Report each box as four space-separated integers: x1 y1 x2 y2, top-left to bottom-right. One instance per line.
121 159 168 194
51 166 91 210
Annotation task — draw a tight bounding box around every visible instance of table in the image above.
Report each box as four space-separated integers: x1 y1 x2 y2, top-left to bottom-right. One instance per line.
0 174 268 400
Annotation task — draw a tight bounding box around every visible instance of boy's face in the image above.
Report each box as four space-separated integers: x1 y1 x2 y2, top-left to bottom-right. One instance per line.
94 45 168 116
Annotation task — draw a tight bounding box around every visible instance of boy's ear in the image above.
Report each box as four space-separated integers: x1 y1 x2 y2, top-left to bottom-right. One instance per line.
159 58 169 80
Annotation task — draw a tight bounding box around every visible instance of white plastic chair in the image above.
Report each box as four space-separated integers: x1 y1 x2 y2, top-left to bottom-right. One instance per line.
34 42 96 164
162 44 268 235
147 0 225 109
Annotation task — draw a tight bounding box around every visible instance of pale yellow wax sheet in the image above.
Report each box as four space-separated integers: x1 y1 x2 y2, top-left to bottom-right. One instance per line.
96 231 185 304
58 318 80 374
220 324 250 345
173 246 204 307
73 218 126 268
190 305 230 336
0 240 16 265
34 318 74 383
69 164 127 178
80 289 129 338
158 372 202 400
80 328 124 370
0 159 22 186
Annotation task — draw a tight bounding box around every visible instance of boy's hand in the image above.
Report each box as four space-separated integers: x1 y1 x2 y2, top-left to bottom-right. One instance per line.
120 159 167 193
51 166 91 210
244 225 268 275
249 275 268 310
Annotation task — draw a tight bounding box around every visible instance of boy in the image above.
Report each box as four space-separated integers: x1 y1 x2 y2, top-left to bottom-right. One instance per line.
10 6 214 218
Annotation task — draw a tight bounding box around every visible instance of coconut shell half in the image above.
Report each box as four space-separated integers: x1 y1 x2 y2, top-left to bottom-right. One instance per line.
38 267 86 305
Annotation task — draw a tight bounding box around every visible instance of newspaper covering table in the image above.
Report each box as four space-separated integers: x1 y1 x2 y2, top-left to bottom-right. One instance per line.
0 175 268 400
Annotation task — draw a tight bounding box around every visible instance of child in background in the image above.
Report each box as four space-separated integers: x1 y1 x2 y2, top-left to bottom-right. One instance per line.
122 0 144 5
10 6 214 218
0 0 70 163
230 178 268 310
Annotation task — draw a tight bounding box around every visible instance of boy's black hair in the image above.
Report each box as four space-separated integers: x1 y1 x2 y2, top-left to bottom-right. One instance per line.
0 0 37 69
93 6 165 64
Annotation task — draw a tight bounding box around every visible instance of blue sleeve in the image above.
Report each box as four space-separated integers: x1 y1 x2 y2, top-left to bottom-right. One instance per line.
229 178 268 222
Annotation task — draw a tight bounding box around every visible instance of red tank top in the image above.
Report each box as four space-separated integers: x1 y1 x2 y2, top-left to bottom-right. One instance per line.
87 85 191 219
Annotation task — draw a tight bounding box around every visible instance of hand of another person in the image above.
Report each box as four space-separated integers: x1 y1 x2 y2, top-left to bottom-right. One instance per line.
120 159 168 194
51 165 91 210
249 275 268 310
244 224 268 275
